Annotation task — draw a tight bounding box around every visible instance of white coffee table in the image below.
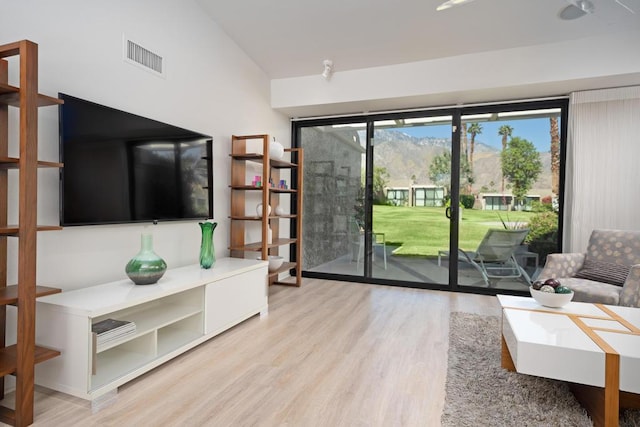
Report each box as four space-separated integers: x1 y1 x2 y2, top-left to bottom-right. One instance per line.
497 295 640 427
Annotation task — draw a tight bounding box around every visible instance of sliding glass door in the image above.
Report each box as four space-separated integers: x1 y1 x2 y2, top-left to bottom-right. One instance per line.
369 115 454 285
456 105 565 291
296 114 460 288
295 99 567 294
297 122 367 278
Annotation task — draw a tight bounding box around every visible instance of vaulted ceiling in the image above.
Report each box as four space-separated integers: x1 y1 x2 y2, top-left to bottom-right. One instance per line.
199 0 640 79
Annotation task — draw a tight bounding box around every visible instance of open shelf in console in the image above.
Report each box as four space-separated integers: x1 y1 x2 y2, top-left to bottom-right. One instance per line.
93 291 204 353
92 333 156 391
157 315 204 357
90 287 204 390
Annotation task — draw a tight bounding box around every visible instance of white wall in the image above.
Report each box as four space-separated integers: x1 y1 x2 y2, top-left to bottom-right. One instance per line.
1 0 289 290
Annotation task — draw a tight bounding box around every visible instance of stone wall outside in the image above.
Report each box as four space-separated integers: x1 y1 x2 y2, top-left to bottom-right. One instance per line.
300 127 364 270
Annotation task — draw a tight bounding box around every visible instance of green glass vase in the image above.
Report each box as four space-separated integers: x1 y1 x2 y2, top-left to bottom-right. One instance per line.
125 233 167 285
199 222 217 269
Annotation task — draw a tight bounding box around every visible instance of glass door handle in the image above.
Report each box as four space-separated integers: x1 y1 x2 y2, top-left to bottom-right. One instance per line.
445 206 451 219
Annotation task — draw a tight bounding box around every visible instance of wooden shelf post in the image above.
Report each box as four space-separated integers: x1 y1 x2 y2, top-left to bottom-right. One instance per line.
0 40 62 427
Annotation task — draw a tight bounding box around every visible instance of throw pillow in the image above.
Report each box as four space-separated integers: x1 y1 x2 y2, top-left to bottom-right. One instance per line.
573 259 630 286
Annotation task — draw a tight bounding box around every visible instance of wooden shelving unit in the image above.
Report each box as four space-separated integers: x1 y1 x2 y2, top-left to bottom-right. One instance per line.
229 134 303 287
0 40 62 427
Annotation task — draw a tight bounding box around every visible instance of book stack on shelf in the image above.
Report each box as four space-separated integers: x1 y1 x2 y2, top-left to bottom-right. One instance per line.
92 318 136 351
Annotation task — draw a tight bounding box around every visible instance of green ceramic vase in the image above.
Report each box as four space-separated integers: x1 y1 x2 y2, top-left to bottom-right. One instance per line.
125 233 167 285
199 222 217 269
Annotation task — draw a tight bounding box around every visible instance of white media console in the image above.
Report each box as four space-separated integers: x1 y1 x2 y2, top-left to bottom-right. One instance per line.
34 257 268 401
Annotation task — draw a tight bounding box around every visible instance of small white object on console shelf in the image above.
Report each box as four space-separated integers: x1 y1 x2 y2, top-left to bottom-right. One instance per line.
34 257 268 402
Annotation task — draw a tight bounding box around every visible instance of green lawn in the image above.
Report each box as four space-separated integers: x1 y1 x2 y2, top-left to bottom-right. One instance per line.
372 205 534 257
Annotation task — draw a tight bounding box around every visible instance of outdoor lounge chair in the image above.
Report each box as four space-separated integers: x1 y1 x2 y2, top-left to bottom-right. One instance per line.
439 228 531 287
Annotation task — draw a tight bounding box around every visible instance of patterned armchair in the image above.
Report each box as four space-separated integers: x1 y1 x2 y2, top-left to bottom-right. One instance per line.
538 229 640 307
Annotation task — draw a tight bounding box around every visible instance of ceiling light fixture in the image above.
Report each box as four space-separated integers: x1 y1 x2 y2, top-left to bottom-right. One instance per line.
436 0 477 12
559 0 595 20
322 59 334 81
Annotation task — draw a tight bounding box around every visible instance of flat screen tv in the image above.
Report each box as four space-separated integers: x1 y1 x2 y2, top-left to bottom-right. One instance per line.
59 93 213 226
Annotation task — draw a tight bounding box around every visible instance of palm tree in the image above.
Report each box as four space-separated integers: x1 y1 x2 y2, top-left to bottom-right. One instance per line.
461 123 468 162
549 117 560 196
467 122 482 168
498 124 513 193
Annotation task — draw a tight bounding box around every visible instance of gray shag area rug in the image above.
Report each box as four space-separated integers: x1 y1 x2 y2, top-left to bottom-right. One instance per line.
441 312 640 427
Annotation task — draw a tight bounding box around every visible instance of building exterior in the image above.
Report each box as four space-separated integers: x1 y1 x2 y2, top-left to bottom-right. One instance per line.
386 185 446 207
480 193 541 211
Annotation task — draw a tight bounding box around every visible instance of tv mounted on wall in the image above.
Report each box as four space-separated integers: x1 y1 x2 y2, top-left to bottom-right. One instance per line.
59 93 213 226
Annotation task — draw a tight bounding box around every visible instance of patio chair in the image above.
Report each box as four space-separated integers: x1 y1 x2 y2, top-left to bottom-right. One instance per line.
440 228 530 287
349 218 387 269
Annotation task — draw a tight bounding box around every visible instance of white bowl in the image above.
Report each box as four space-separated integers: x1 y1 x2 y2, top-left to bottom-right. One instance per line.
529 287 574 308
267 255 284 272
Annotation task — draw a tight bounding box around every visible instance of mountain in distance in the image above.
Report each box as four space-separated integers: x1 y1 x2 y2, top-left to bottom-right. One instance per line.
373 129 551 194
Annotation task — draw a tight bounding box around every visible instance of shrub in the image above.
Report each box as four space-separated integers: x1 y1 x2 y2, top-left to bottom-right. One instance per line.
530 200 553 213
445 195 475 209
460 194 476 209
525 211 558 263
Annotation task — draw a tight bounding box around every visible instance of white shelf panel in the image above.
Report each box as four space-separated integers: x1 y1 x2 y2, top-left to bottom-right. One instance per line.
131 304 202 333
38 258 267 317
157 326 203 357
91 344 155 391
96 304 203 353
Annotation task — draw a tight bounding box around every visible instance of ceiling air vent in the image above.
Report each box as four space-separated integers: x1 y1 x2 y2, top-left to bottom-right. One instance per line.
123 36 165 78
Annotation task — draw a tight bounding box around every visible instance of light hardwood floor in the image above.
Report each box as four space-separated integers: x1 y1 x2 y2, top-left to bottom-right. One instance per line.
3 279 501 426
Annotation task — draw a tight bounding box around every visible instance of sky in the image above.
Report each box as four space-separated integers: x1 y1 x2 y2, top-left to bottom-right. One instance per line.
395 117 558 152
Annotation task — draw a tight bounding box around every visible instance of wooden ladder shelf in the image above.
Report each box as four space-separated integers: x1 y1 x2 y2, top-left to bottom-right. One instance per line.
0 40 62 427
